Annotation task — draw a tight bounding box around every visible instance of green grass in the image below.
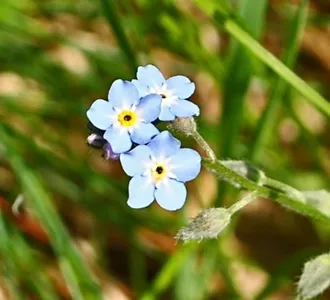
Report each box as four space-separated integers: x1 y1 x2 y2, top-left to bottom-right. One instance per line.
0 0 330 299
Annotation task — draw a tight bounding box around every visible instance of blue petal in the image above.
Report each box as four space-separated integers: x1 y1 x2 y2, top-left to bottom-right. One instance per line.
170 100 200 118
120 145 152 176
108 79 139 108
136 65 165 87
130 123 159 145
147 131 180 158
103 126 132 153
155 179 187 211
159 106 175 121
127 175 155 209
166 75 195 99
169 149 201 182
132 79 149 98
87 99 116 130
136 94 161 123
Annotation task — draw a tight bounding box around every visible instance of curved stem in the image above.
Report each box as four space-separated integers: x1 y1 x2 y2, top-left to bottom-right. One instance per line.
203 158 330 225
262 177 305 203
228 192 258 215
192 131 217 161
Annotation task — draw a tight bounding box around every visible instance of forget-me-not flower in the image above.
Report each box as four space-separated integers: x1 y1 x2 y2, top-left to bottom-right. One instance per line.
132 65 200 121
87 79 161 153
120 131 201 211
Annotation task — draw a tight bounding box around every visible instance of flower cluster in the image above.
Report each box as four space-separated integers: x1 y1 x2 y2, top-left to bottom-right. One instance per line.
86 65 201 211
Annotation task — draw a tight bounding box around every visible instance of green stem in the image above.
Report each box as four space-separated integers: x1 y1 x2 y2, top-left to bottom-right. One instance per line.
262 177 305 203
228 192 258 215
203 159 330 225
192 130 217 161
99 0 138 74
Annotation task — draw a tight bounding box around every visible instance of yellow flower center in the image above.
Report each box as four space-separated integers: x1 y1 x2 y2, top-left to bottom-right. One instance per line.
118 110 137 127
152 164 167 182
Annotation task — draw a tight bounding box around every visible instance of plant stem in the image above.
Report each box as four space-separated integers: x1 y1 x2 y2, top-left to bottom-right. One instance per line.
228 192 258 215
192 130 217 161
262 177 305 203
203 158 330 225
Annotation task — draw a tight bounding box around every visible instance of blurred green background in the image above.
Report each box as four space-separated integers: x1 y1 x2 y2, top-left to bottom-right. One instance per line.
0 0 330 299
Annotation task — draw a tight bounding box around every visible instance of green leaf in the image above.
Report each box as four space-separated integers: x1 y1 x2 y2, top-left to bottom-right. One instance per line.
298 253 330 299
175 208 231 242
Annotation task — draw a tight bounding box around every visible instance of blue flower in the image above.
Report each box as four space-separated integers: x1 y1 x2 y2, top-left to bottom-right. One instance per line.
120 131 201 211
87 79 161 153
132 65 200 121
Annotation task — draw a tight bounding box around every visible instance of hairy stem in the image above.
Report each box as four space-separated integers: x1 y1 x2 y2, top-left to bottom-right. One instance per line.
228 192 258 215
203 158 330 225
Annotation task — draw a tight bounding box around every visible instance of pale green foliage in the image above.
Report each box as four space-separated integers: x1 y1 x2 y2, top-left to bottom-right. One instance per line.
297 253 330 299
176 208 231 241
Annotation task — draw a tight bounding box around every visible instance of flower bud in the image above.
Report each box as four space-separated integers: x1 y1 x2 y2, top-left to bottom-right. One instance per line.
170 117 197 137
175 208 231 242
103 143 120 160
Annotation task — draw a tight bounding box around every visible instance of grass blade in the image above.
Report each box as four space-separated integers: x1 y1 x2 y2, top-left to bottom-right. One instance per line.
249 0 309 162
0 124 102 300
222 18 330 116
220 0 268 158
194 1 330 118
99 0 138 75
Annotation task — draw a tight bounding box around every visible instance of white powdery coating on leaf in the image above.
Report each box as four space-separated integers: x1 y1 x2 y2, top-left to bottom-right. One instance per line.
175 208 231 242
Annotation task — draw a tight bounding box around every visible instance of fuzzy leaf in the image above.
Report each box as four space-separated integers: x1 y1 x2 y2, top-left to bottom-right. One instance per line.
297 253 330 299
175 208 231 242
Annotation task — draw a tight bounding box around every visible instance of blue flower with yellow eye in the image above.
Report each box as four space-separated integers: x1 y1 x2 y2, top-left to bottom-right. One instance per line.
120 131 201 211
132 65 200 121
87 79 161 153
